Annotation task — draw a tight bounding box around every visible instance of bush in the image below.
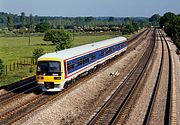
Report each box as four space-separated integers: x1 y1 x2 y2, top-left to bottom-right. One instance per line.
29 66 33 73
0 59 4 76
33 48 44 60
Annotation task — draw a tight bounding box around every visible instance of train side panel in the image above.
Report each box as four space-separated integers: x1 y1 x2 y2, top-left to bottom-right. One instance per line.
64 41 127 82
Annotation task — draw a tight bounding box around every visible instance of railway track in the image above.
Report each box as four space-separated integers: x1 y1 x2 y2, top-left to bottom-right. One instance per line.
87 29 155 125
0 69 106 125
0 29 151 125
143 30 172 125
127 29 150 53
0 79 37 102
0 85 40 113
0 92 46 125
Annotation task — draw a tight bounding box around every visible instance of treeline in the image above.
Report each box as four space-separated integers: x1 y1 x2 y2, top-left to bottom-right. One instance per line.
159 12 180 49
0 12 154 34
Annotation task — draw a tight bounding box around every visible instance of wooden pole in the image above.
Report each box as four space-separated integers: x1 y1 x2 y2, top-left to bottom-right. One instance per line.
28 28 31 46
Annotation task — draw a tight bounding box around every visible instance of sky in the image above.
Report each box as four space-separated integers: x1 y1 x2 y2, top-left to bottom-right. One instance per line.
0 0 180 17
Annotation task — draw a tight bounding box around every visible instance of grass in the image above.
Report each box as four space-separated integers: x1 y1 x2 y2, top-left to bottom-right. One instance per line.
0 34 116 86
0 65 36 86
0 37 54 64
0 35 116 64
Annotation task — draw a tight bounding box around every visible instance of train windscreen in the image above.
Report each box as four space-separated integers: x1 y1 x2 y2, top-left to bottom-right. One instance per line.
37 61 61 76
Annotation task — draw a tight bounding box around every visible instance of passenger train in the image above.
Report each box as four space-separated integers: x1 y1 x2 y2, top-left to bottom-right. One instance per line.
36 37 127 91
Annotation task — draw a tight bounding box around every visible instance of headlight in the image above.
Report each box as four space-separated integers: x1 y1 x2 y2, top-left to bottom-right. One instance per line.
54 77 61 80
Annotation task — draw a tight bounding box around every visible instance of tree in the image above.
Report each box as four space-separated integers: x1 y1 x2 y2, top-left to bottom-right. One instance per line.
132 23 139 32
122 24 134 34
160 12 180 49
124 17 132 25
7 15 14 31
108 17 115 22
85 17 94 22
0 59 4 76
159 12 175 28
75 17 84 26
149 14 161 22
20 12 25 29
149 14 161 26
44 29 72 50
35 21 50 33
28 14 35 46
29 14 35 31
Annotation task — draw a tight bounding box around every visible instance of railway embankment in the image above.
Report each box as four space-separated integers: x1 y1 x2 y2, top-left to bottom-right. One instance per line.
166 36 180 125
125 30 180 125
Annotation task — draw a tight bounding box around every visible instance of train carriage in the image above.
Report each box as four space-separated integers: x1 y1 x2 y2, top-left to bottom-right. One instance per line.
36 37 127 92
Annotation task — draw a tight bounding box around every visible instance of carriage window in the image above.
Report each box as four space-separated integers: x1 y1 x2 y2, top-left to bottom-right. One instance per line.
90 54 96 60
67 62 75 70
100 51 105 56
78 58 83 66
83 57 89 64
119 44 121 49
105 47 112 54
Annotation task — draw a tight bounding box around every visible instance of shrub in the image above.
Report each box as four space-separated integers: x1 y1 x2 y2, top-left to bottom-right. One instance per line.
0 59 4 76
33 48 44 61
29 66 33 73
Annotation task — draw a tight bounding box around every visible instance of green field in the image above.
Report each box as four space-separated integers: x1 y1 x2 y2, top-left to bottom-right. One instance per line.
0 35 116 63
0 35 118 86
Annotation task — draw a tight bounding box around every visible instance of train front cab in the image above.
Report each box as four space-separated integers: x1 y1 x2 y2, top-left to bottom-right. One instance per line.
36 58 65 92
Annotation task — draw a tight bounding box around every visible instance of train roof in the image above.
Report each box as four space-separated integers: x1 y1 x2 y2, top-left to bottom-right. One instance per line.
39 36 127 61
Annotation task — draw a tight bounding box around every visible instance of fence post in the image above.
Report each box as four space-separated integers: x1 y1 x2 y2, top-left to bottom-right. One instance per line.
32 58 34 65
24 59 25 66
6 65 7 74
10 64 11 71
31 58 33 65
13 62 15 70
21 60 23 68
17 61 19 69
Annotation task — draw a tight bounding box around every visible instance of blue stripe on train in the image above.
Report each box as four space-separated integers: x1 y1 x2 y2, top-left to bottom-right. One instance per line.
67 42 127 74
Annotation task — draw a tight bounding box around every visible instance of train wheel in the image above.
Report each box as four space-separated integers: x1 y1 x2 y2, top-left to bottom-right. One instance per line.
64 82 69 89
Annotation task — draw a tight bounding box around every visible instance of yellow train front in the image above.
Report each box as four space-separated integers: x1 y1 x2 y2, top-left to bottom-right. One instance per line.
36 58 65 92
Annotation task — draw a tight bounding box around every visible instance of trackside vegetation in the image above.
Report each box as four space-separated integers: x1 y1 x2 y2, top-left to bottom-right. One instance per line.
32 48 45 61
159 12 180 49
0 59 4 76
